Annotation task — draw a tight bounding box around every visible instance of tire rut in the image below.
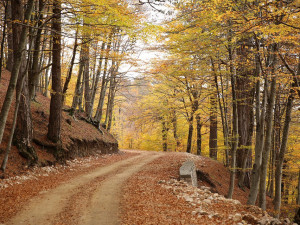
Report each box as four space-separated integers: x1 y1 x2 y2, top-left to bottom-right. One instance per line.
8 152 158 225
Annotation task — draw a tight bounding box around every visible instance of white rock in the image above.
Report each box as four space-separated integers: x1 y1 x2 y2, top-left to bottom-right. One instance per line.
203 199 212 204
207 196 214 200
232 199 241 205
233 213 242 222
199 211 209 215
184 196 193 202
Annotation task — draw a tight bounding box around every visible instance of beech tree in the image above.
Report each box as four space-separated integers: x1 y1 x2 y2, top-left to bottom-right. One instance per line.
47 0 62 143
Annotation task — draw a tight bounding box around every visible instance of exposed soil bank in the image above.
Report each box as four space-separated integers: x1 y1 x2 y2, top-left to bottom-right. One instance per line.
0 70 118 177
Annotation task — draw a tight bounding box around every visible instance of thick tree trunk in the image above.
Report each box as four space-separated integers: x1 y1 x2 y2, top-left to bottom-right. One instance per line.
236 43 255 189
15 69 37 164
47 0 62 143
0 0 34 146
209 93 218 159
1 66 27 172
9 0 37 164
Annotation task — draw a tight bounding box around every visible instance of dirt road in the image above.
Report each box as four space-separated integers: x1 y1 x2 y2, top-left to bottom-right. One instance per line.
8 150 161 225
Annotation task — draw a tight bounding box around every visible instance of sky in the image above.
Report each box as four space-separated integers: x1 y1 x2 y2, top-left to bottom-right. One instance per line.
118 1 174 79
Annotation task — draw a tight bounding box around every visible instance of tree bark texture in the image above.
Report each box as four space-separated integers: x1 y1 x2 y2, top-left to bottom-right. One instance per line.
28 0 44 99
62 28 78 104
209 93 218 160
273 59 299 217
82 38 91 117
227 43 238 199
70 45 85 114
259 45 277 210
162 121 168 152
6 0 13 72
94 32 113 123
89 41 105 118
236 43 255 189
196 114 202 155
186 115 193 153
172 109 180 151
0 0 34 146
47 0 62 143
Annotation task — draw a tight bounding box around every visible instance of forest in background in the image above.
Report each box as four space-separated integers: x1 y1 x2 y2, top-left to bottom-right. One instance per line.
0 0 299 221
111 0 300 220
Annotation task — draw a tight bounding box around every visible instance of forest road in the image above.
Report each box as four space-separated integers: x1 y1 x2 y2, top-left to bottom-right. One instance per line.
7 150 161 225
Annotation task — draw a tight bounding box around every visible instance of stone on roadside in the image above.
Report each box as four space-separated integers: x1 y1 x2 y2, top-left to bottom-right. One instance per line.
242 214 259 224
203 199 211 204
233 213 242 222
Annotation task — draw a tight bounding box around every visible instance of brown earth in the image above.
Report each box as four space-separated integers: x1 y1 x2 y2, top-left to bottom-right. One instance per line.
1 150 283 225
0 69 118 178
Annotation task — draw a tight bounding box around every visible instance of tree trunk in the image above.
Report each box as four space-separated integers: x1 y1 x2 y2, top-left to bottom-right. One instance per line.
186 115 193 153
15 68 37 164
70 45 85 115
43 50 51 97
0 0 34 146
89 41 106 118
196 114 202 155
47 0 62 143
6 0 13 72
62 28 78 104
0 0 8 80
212 58 229 166
172 109 180 151
227 41 238 199
297 169 300 205
1 65 27 172
28 0 44 100
83 38 91 117
106 69 117 132
259 45 277 211
209 92 218 159
273 60 299 217
162 121 167 152
94 32 113 123
236 43 255 189
248 78 268 204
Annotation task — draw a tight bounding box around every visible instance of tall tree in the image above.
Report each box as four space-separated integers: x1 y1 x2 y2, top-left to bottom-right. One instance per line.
209 91 218 160
47 0 62 143
0 0 34 147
